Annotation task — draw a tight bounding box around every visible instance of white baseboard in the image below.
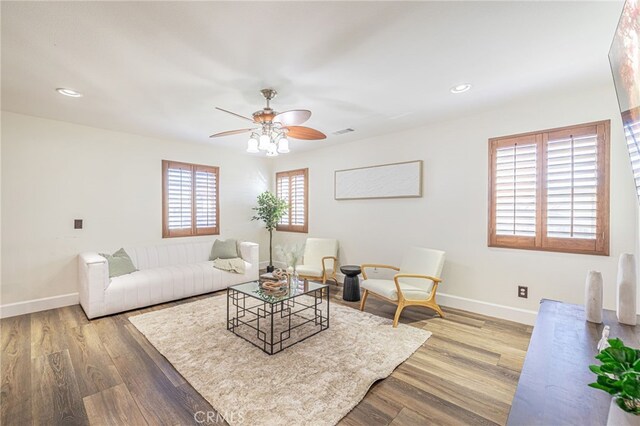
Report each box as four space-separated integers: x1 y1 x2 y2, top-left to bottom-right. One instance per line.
350 275 536 325
0 287 537 325
0 292 79 318
437 292 538 325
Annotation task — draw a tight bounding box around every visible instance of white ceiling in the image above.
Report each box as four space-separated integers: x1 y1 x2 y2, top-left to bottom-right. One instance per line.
1 1 624 154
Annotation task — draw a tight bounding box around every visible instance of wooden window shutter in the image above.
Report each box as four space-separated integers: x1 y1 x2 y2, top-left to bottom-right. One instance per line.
276 168 308 233
488 120 609 255
276 172 290 226
194 165 219 235
541 122 609 254
488 134 542 249
163 160 219 238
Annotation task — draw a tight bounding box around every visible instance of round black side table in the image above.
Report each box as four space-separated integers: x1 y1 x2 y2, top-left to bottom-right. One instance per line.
341 265 362 302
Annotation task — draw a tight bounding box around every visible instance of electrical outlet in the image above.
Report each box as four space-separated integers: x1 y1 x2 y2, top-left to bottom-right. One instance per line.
518 285 528 298
74 219 83 229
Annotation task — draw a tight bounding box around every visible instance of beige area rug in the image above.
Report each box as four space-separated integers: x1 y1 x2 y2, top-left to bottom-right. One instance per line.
129 295 431 426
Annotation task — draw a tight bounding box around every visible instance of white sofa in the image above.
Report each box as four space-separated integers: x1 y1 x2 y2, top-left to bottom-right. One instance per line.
78 240 259 319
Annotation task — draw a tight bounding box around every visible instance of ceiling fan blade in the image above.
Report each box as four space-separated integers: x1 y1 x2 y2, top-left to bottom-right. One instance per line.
209 128 256 138
215 107 255 123
273 109 312 126
285 126 327 140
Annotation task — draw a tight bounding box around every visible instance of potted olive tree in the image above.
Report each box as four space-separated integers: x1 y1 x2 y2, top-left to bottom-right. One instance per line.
590 337 640 425
251 191 288 273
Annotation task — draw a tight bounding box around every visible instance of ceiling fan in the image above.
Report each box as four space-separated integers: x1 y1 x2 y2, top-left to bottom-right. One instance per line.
210 88 326 156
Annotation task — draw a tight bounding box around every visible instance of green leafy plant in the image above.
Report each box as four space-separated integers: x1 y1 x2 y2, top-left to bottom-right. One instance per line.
589 338 640 414
251 191 289 271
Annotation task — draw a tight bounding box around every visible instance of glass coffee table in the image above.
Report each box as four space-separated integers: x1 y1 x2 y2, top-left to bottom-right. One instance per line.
227 280 329 355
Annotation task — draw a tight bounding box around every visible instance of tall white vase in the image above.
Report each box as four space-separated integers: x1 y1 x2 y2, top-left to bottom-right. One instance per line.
585 270 603 323
617 253 637 326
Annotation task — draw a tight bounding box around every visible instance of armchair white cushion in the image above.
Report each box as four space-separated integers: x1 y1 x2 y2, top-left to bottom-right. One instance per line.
396 247 445 298
295 265 323 277
287 238 339 284
360 279 431 301
361 247 446 327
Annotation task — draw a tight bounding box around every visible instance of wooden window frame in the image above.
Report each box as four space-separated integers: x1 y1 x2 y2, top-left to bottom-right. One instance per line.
488 120 610 256
162 160 220 238
275 168 309 233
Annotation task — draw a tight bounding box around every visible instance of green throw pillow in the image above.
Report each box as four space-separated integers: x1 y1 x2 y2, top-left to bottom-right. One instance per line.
209 239 239 260
99 248 137 278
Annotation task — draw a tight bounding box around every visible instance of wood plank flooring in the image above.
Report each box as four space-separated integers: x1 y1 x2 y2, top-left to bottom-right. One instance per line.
1 285 532 425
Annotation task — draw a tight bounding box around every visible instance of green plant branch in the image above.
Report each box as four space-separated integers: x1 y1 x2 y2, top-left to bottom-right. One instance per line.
251 191 289 267
589 337 640 415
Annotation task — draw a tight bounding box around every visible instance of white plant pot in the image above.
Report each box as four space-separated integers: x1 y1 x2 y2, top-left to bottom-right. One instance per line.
608 399 640 426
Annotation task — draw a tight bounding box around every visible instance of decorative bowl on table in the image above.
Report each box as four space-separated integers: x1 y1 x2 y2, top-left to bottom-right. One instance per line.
260 280 286 290
257 268 290 296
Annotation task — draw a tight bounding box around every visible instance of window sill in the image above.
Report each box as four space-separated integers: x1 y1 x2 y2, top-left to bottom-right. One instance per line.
276 226 308 234
488 242 609 256
163 229 220 238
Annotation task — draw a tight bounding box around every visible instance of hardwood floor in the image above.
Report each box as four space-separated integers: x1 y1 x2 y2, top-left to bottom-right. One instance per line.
1 286 532 425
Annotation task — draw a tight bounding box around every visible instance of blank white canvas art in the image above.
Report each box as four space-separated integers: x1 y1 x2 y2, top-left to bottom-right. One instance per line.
334 160 422 200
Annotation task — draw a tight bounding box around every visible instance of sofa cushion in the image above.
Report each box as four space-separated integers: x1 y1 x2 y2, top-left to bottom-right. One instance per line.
125 242 212 270
210 239 239 260
99 248 137 278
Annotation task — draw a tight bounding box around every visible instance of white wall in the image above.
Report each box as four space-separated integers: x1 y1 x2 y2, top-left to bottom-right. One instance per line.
271 83 638 318
0 112 3 307
2 82 637 322
1 112 271 306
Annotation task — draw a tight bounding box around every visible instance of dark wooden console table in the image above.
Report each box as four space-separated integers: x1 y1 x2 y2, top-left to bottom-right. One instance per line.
507 299 640 425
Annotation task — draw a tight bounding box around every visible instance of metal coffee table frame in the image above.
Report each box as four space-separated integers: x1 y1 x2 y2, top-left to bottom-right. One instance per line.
227 282 329 355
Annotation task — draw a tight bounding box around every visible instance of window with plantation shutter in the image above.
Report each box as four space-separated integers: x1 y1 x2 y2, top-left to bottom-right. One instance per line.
489 120 610 255
494 136 539 241
162 160 219 238
545 129 599 240
276 168 308 233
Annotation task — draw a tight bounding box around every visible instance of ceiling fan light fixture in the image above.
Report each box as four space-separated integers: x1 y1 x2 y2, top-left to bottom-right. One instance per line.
258 134 270 150
266 143 278 157
450 83 472 94
212 89 327 156
247 137 259 153
277 138 289 153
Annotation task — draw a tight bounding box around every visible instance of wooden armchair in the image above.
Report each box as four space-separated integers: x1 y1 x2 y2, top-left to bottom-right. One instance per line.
287 238 339 284
360 247 446 327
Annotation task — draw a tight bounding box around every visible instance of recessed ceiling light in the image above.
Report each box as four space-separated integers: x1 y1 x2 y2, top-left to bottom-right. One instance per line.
56 88 83 97
450 84 472 94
